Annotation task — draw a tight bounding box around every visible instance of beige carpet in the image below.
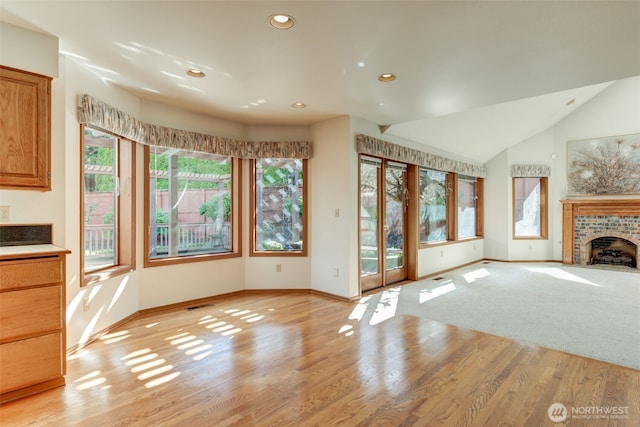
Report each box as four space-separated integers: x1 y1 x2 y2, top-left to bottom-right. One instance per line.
356 261 640 369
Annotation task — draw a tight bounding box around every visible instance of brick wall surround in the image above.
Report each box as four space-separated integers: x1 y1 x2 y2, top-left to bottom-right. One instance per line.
560 199 640 269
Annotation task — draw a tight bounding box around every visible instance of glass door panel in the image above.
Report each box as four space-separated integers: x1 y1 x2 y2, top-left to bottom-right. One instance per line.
360 158 381 292
385 163 407 284
360 157 408 292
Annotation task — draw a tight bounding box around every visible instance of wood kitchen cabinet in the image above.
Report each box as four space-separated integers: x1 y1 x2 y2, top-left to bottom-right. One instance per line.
0 245 69 403
0 65 52 190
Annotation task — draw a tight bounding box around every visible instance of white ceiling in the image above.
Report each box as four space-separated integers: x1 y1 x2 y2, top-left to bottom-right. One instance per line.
2 1 639 162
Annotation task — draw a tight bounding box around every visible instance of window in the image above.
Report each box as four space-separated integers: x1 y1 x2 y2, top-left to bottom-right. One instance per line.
145 145 240 266
457 175 483 239
82 126 135 285
513 177 548 239
419 168 450 243
251 158 307 256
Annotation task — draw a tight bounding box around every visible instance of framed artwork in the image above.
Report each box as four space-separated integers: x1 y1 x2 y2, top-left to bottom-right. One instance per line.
567 133 640 195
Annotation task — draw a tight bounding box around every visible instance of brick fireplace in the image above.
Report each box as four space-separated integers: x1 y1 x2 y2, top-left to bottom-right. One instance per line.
561 199 640 269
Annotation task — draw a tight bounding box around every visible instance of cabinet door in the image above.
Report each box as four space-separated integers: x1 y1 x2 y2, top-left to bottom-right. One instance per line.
0 66 51 190
0 333 64 394
0 286 62 341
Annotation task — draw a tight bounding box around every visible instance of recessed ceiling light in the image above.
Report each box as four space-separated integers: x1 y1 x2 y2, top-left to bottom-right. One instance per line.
186 69 206 78
269 13 295 29
292 102 306 109
378 73 396 82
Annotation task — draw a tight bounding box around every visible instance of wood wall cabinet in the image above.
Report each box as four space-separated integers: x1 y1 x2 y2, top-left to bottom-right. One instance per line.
0 65 52 190
0 245 69 404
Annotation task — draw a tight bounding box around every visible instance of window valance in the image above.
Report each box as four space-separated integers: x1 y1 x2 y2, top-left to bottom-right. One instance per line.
77 94 311 159
511 164 551 177
356 134 486 178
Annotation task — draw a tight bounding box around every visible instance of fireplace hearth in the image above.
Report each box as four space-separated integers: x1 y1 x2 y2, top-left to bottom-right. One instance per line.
589 237 637 268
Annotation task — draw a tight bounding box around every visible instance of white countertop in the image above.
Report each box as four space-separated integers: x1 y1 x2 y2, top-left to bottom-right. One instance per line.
0 244 70 259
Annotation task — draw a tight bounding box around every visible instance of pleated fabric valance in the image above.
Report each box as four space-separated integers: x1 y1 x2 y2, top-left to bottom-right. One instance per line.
511 164 551 177
356 134 486 178
77 94 311 159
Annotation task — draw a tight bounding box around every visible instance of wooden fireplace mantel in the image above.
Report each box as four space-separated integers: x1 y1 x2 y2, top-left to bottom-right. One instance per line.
560 199 640 264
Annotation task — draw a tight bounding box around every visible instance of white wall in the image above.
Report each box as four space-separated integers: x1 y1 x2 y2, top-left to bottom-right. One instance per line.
483 149 509 260
0 21 58 77
140 99 244 138
308 116 356 298
418 240 484 277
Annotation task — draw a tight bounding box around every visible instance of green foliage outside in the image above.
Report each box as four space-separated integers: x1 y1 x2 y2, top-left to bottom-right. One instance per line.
149 153 231 190
198 193 232 222
155 209 169 224
103 209 114 224
283 196 303 216
262 241 284 250
84 146 115 192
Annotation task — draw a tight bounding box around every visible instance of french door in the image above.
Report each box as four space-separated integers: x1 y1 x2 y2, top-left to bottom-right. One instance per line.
360 157 408 292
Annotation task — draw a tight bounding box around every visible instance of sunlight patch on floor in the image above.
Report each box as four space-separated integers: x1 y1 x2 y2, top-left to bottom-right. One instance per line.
419 281 456 303
349 295 372 322
75 370 109 391
124 353 159 367
130 358 165 373
67 349 90 361
144 371 181 388
338 324 355 336
526 267 600 286
231 310 251 317
463 268 490 283
137 364 174 381
121 348 152 360
186 344 213 360
101 330 131 344
221 328 242 336
370 287 401 326
177 339 204 350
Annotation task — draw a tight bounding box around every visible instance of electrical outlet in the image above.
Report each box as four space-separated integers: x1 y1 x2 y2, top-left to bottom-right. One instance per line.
276 263 282 272
83 297 90 312
0 206 9 223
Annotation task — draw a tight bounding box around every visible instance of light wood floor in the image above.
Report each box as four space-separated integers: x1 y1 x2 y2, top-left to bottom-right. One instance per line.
1 292 638 426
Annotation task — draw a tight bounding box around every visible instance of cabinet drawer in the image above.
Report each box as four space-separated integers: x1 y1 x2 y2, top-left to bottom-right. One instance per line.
0 286 62 341
0 332 64 394
0 258 62 290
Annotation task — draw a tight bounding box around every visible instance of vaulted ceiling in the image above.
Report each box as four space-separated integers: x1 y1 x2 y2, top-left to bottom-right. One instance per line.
2 1 639 162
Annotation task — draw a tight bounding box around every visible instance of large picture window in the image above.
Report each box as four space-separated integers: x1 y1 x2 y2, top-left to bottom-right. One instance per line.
82 126 135 285
145 146 240 266
513 177 548 239
251 158 307 256
419 169 449 243
457 175 482 239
